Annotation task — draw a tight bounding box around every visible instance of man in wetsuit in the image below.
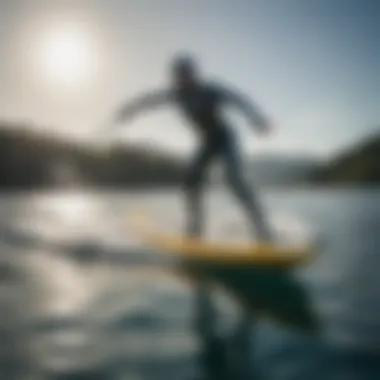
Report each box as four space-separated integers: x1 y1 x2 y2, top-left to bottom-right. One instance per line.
113 55 273 241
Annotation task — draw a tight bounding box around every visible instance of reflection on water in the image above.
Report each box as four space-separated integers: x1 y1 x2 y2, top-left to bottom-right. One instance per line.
0 188 379 379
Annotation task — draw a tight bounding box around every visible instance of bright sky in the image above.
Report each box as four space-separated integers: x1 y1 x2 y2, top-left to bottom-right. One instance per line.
0 0 379 157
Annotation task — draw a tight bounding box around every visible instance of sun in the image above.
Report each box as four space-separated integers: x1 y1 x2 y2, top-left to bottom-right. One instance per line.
38 24 97 88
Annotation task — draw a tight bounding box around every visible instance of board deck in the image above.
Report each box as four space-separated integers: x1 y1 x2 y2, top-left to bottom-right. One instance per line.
129 213 315 268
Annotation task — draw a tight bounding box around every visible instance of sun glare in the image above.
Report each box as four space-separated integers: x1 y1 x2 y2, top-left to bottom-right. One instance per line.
39 24 97 88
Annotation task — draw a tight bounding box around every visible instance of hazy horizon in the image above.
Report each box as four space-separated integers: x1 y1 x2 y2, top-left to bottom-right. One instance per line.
1 0 379 158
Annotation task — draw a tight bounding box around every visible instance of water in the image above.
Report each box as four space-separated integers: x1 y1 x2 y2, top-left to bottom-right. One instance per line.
0 188 379 379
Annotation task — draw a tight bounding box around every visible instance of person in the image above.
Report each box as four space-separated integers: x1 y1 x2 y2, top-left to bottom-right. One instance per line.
111 54 274 242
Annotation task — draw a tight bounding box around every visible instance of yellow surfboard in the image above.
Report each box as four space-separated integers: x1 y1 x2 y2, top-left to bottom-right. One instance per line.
129 213 316 268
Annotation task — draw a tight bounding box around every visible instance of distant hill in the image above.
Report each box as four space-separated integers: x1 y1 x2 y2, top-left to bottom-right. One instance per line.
0 122 185 190
311 131 380 185
2 120 378 190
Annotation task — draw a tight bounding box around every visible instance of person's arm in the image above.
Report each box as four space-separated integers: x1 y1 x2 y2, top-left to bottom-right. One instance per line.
216 84 271 133
115 89 174 125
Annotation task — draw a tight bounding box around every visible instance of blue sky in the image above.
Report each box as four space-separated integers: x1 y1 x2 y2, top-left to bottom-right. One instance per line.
0 0 379 157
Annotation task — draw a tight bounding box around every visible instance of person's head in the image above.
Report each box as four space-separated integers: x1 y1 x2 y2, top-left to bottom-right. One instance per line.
170 54 199 89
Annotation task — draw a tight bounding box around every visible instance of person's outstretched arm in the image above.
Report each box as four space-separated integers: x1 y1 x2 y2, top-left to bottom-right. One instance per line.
114 89 174 125
216 84 271 133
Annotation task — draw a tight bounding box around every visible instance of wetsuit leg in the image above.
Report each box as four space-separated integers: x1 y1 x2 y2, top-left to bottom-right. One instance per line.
222 131 273 242
183 142 217 237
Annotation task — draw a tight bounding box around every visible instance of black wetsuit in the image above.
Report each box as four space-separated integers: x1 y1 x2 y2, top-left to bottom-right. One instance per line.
120 82 272 240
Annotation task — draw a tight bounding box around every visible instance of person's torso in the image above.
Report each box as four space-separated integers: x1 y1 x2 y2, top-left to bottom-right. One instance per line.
173 83 227 137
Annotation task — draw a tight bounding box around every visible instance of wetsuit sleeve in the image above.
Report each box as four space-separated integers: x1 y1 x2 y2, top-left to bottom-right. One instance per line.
214 84 269 131
117 89 174 122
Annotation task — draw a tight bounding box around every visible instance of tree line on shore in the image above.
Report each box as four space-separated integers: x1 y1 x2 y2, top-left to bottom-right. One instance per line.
0 121 379 190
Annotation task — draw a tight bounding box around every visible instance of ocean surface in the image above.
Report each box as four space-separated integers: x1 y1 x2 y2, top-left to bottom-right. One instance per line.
0 188 379 380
